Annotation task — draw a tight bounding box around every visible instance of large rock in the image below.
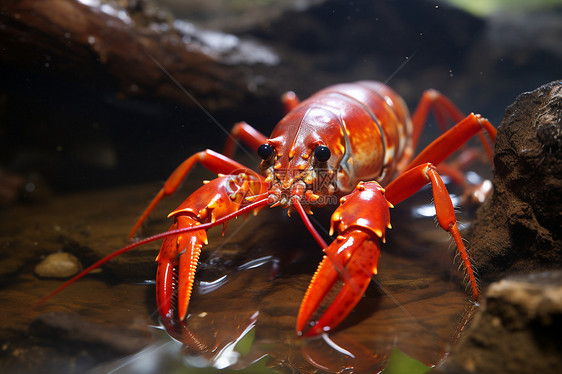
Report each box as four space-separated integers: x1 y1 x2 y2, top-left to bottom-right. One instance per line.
467 80 562 285
434 80 562 374
435 271 562 374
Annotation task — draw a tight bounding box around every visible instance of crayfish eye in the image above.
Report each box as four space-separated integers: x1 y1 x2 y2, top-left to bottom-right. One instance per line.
314 145 331 162
257 143 274 161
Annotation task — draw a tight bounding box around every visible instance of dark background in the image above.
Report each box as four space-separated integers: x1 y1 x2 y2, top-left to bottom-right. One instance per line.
1 0 561 196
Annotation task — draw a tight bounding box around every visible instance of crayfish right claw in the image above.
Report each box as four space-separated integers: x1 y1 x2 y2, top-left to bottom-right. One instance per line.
156 216 207 322
296 230 381 336
296 181 391 336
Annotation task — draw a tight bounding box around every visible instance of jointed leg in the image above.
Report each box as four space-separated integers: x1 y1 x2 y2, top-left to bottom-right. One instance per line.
222 90 301 158
385 163 479 301
406 113 496 171
412 90 495 163
129 149 256 239
281 91 301 113
135 118 269 239
412 90 462 145
222 88 303 158
222 121 268 158
436 147 494 205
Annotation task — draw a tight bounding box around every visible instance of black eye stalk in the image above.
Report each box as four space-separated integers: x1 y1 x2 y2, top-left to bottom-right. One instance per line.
257 143 274 161
314 145 331 162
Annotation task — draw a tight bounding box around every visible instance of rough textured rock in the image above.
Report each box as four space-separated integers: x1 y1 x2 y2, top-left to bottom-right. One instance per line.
466 80 562 285
434 271 562 374
434 80 562 374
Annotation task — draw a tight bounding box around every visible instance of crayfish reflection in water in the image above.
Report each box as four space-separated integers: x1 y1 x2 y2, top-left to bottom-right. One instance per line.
45 81 496 337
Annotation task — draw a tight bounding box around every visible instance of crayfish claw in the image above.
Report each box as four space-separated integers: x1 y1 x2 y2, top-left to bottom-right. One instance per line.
155 173 268 324
297 181 390 336
156 216 207 322
177 230 205 320
156 235 177 321
297 230 381 336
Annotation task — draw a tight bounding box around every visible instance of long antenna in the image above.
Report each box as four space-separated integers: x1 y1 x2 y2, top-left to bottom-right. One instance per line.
37 197 270 305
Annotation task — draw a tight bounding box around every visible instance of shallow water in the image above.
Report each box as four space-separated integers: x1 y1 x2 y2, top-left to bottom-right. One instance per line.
0 167 479 373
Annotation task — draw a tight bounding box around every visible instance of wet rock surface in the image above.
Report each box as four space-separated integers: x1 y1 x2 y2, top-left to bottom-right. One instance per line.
435 271 562 374
29 311 151 370
466 80 562 285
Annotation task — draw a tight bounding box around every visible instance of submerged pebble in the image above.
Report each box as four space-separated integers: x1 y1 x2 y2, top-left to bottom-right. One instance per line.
35 252 82 278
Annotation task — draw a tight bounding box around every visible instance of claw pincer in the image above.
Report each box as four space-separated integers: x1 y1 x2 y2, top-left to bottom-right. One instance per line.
297 181 393 336
156 173 265 323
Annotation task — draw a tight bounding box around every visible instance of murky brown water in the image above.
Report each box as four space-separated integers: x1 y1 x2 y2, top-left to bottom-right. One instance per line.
0 167 479 373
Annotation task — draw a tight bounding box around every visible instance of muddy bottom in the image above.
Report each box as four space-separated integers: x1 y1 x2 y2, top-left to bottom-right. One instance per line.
0 169 478 373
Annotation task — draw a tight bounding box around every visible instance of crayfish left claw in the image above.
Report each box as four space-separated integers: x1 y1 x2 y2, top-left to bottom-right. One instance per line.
297 181 391 336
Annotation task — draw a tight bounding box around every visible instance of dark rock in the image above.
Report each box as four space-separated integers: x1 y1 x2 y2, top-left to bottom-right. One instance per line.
0 0 278 111
30 311 151 356
466 80 562 285
434 270 562 374
0 0 284 194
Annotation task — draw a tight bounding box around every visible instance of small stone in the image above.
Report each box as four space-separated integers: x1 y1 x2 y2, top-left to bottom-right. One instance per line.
35 252 82 278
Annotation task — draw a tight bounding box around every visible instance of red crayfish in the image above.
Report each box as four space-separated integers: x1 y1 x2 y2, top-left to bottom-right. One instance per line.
43 81 496 337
